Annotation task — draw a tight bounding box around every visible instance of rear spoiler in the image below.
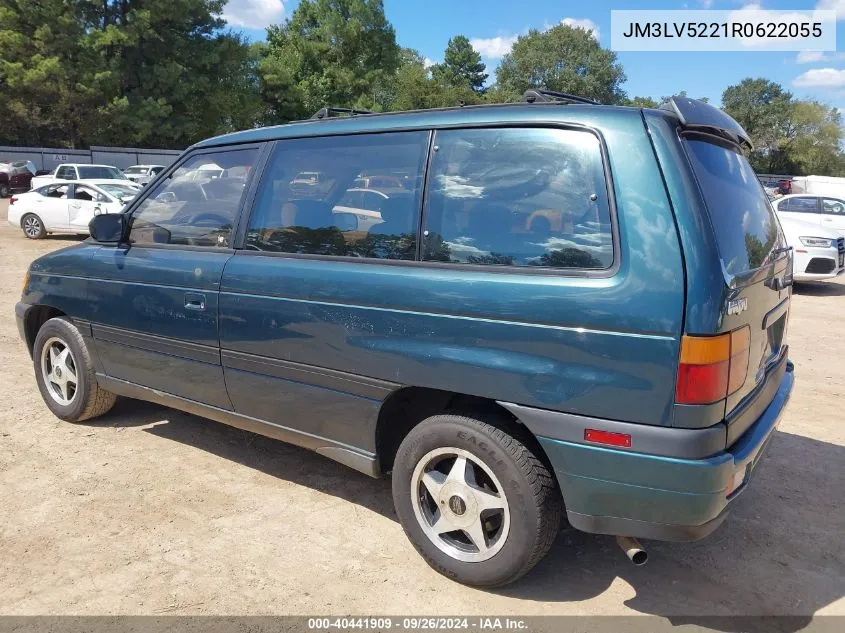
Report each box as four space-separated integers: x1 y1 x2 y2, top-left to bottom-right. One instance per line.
660 96 753 152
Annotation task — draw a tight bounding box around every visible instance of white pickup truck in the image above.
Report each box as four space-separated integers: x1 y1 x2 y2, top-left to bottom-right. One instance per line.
29 163 140 191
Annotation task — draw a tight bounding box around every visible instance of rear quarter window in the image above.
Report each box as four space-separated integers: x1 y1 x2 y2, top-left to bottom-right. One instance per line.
422 127 614 270
685 138 784 275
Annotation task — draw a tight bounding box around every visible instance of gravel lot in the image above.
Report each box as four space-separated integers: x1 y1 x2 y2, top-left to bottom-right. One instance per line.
1 198 843 621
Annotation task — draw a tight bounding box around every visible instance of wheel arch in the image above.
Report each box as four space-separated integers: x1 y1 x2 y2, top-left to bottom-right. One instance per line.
374 386 556 479
23 305 68 357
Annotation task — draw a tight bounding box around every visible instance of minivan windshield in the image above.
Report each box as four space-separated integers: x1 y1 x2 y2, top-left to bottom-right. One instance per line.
686 138 784 276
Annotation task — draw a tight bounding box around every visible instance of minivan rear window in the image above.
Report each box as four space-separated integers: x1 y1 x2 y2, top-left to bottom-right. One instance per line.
685 138 783 275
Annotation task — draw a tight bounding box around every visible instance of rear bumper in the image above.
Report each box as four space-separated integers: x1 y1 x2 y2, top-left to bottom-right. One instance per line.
531 361 794 542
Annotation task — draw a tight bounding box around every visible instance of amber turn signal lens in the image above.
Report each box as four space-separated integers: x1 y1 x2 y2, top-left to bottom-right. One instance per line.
676 327 751 405
728 326 751 395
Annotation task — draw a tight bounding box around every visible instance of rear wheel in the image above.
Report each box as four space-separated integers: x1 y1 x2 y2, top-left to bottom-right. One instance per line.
392 413 561 587
0 183 9 198
22 213 45 239
33 317 116 422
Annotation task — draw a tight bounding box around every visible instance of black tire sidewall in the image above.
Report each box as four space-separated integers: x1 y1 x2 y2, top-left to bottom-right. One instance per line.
22 213 44 239
0 184 9 198
33 319 93 421
392 415 547 587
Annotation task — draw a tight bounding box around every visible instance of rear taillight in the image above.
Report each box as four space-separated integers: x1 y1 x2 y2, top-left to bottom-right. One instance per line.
8 197 16 205
675 326 751 405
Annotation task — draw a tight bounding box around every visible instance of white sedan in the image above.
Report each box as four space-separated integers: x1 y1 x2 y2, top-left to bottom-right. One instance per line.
7 181 138 239
777 214 844 282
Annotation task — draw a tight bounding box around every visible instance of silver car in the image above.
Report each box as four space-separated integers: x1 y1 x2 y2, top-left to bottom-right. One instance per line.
122 164 166 186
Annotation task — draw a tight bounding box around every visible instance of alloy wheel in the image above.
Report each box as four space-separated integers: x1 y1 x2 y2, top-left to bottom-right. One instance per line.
410 447 511 563
40 337 78 406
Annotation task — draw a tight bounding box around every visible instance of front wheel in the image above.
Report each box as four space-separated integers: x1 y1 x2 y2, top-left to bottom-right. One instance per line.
392 413 562 587
33 317 117 422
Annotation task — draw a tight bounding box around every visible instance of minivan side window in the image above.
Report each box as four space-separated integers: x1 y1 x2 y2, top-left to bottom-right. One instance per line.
421 128 614 269
246 132 429 260
128 148 257 247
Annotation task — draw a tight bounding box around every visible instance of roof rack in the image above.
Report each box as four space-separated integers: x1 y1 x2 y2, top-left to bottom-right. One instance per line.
522 89 600 106
310 106 374 120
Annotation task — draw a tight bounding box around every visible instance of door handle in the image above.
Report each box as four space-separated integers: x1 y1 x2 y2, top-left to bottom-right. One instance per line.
823 217 833 222
184 293 206 311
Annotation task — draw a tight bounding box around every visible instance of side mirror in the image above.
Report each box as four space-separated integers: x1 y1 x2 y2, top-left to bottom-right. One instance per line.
89 213 125 243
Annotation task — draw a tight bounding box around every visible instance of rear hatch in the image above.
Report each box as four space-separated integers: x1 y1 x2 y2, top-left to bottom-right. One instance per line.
684 136 791 442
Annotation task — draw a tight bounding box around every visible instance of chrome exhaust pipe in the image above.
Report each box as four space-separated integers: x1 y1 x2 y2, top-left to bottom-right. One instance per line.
616 535 648 566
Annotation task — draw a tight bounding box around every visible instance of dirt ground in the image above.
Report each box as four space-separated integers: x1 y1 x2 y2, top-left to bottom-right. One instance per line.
0 198 843 621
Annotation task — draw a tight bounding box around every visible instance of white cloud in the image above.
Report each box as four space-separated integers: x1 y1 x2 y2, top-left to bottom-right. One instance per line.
559 17 600 40
223 0 285 29
792 67 845 88
796 50 845 63
423 57 436 69
469 35 519 59
471 16 600 59
796 50 826 63
816 0 845 20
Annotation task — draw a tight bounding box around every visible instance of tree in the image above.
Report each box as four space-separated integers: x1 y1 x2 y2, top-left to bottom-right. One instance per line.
780 101 844 176
495 24 626 104
259 0 400 122
430 35 487 92
721 78 845 175
0 0 261 148
624 96 659 108
0 0 99 147
722 78 793 168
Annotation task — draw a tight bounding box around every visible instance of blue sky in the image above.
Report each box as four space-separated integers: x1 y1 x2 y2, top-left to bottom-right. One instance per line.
222 0 845 109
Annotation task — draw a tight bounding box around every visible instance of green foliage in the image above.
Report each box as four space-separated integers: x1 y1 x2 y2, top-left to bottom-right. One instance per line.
495 25 627 104
0 0 264 149
430 35 487 92
624 96 660 108
259 0 399 121
722 78 845 176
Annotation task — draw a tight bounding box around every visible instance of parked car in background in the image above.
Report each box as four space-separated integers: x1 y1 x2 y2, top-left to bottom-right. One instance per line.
0 160 37 197
15 96 794 588
352 174 407 190
171 162 224 184
331 187 415 232
7 180 138 239
29 164 139 190
776 214 844 282
772 194 845 237
122 164 165 186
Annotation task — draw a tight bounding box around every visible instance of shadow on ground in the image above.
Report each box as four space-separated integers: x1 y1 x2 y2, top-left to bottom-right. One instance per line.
87 400 844 629
793 281 845 297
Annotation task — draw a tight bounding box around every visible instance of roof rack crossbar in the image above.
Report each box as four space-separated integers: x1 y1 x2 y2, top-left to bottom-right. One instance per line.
310 106 374 120
522 89 600 106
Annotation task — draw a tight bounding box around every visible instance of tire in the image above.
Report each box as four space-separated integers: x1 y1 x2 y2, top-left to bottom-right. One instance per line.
0 183 9 198
21 213 46 239
33 317 116 422
392 413 562 587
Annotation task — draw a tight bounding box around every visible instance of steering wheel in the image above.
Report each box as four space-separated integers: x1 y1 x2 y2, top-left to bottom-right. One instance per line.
191 213 231 227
